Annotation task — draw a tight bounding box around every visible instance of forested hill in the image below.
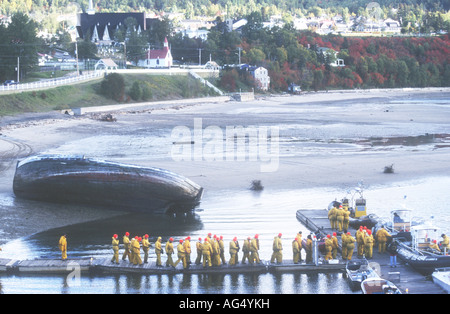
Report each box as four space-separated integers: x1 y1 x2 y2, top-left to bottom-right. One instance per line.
1 0 448 15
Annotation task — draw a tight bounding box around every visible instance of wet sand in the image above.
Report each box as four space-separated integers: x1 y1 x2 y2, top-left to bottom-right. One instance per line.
1 87 450 246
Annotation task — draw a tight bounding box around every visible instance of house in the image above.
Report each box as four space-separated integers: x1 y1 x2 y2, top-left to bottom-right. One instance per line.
137 38 173 68
251 67 270 91
226 19 248 32
317 47 345 67
384 18 401 33
239 64 271 91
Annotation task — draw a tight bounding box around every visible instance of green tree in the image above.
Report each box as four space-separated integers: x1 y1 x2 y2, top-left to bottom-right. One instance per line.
0 13 41 81
100 73 125 102
129 81 142 101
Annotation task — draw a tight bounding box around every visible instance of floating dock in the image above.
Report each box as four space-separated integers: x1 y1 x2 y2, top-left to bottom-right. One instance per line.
0 257 345 275
296 208 447 294
0 208 446 293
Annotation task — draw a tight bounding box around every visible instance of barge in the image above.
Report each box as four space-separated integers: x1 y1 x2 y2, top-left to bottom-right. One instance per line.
13 155 203 213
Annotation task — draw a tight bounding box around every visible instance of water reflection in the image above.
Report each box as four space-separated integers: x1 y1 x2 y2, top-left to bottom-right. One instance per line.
0 272 355 294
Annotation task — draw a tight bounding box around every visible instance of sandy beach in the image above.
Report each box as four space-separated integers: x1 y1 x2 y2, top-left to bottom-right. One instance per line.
1 87 450 246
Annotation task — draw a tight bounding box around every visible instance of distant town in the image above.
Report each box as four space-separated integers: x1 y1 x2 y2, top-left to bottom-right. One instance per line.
0 0 449 92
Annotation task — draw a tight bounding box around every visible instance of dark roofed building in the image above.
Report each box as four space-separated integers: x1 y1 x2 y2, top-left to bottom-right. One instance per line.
76 1 158 43
77 12 147 42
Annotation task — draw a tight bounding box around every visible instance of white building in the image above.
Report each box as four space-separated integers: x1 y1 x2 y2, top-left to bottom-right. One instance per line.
137 37 173 68
250 66 270 91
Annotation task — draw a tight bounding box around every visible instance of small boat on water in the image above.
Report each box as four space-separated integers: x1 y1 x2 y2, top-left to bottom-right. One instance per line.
345 258 379 291
390 224 450 275
13 155 203 214
432 268 450 293
361 278 402 294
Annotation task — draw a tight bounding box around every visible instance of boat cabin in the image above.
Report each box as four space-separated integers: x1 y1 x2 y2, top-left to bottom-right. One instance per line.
390 209 412 233
354 198 367 218
411 225 440 251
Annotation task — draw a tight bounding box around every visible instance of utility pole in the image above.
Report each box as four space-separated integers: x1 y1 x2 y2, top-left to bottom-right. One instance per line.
198 48 203 66
16 57 20 83
75 41 79 76
237 47 242 65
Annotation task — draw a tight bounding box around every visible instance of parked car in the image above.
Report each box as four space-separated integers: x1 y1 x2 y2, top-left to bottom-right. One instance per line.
3 80 18 86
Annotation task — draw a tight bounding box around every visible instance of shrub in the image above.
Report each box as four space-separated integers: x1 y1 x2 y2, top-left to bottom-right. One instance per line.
141 82 152 101
100 73 125 102
129 81 142 101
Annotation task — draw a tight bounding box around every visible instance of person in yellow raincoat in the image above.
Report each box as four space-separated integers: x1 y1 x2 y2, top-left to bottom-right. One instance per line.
111 234 119 264
241 237 251 264
346 232 356 260
430 240 441 252
343 208 350 232
219 236 226 265
270 233 283 264
328 206 337 230
122 232 131 262
364 230 374 259
324 234 333 261
376 226 391 253
195 238 203 265
250 234 260 265
155 237 163 267
165 238 175 267
331 232 338 259
132 237 143 265
59 234 67 261
295 231 303 262
305 235 313 264
356 226 365 257
292 238 301 264
184 236 191 265
142 234 150 263
336 206 345 232
202 237 213 267
441 234 450 254
341 232 348 260
229 237 239 266
174 239 187 269
212 236 221 266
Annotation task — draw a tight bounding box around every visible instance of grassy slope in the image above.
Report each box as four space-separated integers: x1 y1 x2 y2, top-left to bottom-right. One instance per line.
0 74 219 116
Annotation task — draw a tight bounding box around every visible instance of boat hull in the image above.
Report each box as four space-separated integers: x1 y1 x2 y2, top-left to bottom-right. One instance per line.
394 241 450 276
13 155 203 213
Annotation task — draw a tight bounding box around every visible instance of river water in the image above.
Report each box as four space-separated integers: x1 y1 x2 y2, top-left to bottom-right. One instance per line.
1 91 450 294
1 176 449 294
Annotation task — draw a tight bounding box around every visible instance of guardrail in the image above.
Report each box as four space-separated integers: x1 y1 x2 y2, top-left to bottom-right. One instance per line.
0 72 102 93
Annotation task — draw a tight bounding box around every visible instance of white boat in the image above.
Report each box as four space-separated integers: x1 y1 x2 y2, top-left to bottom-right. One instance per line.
361 278 402 294
345 258 380 291
432 268 450 293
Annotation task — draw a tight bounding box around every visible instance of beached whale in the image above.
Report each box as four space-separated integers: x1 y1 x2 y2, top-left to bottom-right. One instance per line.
13 155 203 214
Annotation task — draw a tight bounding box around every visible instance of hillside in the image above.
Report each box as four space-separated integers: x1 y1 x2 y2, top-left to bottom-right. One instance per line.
0 74 219 116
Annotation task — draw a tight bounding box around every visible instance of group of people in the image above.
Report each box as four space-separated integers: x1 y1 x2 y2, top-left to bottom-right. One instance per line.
321 226 396 266
109 231 318 269
56 229 449 269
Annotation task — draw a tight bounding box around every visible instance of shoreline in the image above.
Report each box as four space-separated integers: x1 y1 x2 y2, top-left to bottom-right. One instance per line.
1 87 450 246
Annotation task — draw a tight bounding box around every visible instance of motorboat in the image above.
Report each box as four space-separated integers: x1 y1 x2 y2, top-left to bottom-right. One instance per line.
13 155 204 214
432 268 450 293
361 278 402 294
345 258 380 291
390 225 450 275
329 184 379 230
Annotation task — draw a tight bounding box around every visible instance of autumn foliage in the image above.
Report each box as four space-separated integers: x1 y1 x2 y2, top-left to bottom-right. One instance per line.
218 27 450 92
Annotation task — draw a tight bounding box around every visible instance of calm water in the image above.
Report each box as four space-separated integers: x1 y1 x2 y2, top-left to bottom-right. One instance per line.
1 176 449 294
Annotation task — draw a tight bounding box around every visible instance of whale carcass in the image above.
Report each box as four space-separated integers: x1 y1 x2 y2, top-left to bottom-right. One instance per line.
13 155 203 213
